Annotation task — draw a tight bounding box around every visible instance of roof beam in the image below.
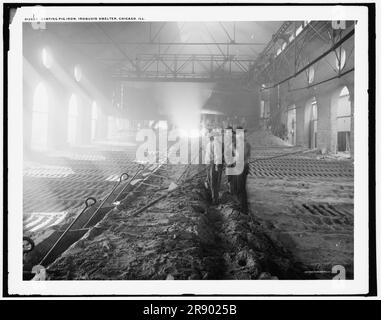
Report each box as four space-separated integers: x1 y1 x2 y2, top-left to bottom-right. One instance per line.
68 41 266 46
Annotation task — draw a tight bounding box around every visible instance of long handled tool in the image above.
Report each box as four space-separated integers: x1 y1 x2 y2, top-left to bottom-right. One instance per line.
113 164 145 202
83 172 129 228
39 197 97 267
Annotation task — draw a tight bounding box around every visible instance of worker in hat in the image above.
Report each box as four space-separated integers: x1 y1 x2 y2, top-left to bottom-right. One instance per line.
205 129 223 205
235 127 251 214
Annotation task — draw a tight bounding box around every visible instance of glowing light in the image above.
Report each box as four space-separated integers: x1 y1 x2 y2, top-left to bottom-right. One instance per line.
154 121 168 130
41 48 52 69
200 128 208 136
189 129 201 138
156 83 212 135
74 64 82 82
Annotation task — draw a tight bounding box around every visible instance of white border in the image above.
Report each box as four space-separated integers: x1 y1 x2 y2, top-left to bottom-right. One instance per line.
7 4 370 296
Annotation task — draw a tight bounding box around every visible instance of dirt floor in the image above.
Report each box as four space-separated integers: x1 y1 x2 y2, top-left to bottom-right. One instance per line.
47 164 308 280
247 175 353 279
24 130 354 280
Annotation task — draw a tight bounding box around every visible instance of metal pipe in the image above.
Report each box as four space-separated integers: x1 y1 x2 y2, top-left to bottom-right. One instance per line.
39 197 97 267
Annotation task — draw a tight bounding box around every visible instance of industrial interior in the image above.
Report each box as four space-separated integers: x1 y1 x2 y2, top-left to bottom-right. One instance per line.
23 21 354 280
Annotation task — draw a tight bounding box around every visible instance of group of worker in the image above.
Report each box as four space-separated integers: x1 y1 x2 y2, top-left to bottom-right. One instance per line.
205 126 251 214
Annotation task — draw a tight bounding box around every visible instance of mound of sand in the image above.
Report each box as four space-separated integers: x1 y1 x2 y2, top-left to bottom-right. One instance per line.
246 130 291 147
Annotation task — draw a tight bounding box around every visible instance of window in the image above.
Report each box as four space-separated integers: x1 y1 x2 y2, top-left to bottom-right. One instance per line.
340 86 350 97
311 98 318 149
335 48 346 71
336 87 351 152
311 98 317 121
295 24 303 37
260 100 265 118
41 48 52 69
308 66 315 84
74 65 82 82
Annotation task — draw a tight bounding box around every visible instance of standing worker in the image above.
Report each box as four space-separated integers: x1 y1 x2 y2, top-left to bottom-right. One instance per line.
225 127 238 195
205 129 223 205
235 127 251 214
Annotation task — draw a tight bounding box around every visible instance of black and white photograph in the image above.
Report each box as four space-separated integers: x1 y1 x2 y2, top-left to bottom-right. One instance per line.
3 2 376 297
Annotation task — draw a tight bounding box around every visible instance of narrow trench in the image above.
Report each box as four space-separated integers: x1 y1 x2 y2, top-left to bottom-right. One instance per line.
197 205 228 279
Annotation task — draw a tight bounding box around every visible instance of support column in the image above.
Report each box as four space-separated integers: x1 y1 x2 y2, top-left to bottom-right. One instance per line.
315 93 332 153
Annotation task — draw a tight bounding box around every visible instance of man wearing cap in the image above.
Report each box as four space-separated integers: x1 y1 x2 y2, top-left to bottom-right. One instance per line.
205 129 223 204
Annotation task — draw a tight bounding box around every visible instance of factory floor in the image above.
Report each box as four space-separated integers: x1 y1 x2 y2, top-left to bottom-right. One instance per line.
247 159 354 279
23 136 354 280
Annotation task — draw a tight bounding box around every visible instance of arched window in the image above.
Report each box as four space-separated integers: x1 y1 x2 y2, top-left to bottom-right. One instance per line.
311 97 317 117
340 86 350 96
335 48 346 71
74 64 82 82
311 98 318 148
260 100 265 118
67 94 78 145
295 24 303 37
31 82 49 150
336 86 351 152
308 66 315 84
41 48 52 69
